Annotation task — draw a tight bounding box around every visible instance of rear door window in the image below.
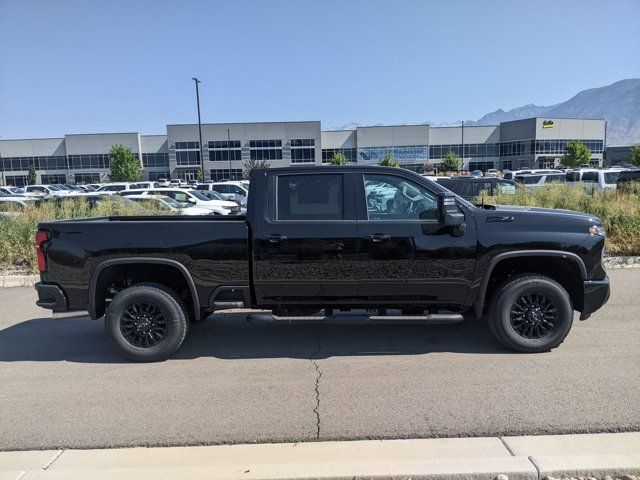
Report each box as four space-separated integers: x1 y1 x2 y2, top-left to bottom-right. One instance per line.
277 174 343 221
581 172 598 183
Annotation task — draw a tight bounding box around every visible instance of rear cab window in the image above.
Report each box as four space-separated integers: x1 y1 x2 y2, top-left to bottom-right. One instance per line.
276 174 344 221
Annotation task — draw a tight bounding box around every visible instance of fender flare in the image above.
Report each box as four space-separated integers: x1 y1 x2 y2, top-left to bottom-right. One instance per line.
88 257 201 320
473 250 587 318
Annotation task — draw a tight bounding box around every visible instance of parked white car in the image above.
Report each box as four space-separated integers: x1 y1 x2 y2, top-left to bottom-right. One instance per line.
129 181 160 190
565 168 626 190
503 169 562 180
23 184 75 197
0 187 21 195
125 194 215 216
513 172 566 187
121 188 240 215
96 183 133 194
196 181 248 205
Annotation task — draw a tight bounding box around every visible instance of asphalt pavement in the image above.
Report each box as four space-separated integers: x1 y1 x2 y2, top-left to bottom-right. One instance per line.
0 269 638 451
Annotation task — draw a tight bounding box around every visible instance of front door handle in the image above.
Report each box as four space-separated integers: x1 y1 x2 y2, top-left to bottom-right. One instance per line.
268 234 288 244
369 234 391 243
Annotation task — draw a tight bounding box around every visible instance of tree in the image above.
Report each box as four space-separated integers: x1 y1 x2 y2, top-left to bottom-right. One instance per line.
561 140 591 168
243 158 270 179
109 144 142 182
423 163 435 174
27 163 37 185
441 150 462 173
629 145 640 167
195 170 204 181
379 152 399 167
330 151 348 165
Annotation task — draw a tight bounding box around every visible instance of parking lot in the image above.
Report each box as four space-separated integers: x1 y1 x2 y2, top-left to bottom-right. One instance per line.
0 268 638 452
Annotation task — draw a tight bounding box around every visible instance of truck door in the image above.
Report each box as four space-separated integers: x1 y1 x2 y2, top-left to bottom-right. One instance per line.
354 171 476 306
252 171 360 304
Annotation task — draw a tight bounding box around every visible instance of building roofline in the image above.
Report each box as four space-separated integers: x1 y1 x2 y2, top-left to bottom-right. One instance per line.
0 137 65 142
500 117 606 122
356 123 428 129
431 124 500 129
64 132 140 136
166 120 321 127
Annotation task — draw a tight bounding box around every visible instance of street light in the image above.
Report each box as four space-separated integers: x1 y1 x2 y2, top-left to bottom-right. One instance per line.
192 77 205 181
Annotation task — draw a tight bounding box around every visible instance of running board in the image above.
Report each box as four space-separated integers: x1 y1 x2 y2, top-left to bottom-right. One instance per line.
246 313 464 325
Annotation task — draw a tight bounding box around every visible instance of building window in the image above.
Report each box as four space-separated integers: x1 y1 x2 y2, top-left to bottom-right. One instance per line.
68 154 111 170
210 169 243 181
0 156 68 172
175 169 200 181
358 146 428 165
499 140 534 157
468 161 496 171
73 173 101 184
148 171 170 181
322 148 357 163
533 139 603 155
41 174 67 184
174 141 199 150
174 141 201 166
429 144 499 159
175 151 201 166
4 175 28 187
208 140 242 161
290 139 315 163
249 139 282 160
276 174 343 221
142 153 169 167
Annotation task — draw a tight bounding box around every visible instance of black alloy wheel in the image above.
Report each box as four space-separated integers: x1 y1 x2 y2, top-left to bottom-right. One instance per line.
509 293 558 339
120 302 168 348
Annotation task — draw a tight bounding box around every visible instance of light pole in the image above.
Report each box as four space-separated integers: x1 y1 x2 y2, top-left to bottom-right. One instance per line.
461 120 465 171
192 77 205 181
227 128 232 180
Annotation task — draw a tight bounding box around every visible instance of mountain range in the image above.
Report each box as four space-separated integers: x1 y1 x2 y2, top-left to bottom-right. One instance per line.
330 78 640 145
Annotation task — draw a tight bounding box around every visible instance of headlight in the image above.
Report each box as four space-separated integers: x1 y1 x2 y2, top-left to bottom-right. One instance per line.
589 225 606 237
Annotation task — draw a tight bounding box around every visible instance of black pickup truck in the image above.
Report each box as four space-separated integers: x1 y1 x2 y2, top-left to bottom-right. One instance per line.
35 166 610 361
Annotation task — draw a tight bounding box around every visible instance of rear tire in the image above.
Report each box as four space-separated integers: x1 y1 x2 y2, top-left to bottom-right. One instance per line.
105 284 188 362
487 273 573 353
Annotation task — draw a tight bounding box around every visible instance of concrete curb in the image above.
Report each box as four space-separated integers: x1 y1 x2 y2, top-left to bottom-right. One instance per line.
0 274 39 288
0 433 638 480
1 256 639 289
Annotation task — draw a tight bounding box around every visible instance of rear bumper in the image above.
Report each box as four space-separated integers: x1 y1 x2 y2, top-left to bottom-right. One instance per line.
580 279 610 320
35 282 89 318
35 282 67 310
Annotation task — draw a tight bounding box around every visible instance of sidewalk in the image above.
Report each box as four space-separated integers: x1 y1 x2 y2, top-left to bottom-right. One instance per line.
1 432 639 480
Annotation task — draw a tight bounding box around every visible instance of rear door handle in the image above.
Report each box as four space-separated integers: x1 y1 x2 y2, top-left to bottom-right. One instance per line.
268 234 288 244
369 234 391 243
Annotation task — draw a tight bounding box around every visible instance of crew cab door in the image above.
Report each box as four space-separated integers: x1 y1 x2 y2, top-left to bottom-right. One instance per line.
354 171 477 306
252 171 359 304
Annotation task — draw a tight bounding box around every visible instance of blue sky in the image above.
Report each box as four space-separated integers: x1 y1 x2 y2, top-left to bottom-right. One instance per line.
0 0 638 138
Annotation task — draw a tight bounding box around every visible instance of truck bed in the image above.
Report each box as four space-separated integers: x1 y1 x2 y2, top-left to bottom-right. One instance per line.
38 216 250 313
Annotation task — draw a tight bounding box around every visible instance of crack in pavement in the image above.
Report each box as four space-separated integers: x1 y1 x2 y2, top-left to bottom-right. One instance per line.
310 326 323 439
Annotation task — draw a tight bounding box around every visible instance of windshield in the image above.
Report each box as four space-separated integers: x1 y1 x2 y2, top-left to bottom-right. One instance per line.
47 185 62 191
162 197 180 208
200 190 224 200
188 190 212 201
604 172 621 184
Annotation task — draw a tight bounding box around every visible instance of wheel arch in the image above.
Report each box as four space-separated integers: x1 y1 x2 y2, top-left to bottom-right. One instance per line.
474 250 587 318
88 258 201 321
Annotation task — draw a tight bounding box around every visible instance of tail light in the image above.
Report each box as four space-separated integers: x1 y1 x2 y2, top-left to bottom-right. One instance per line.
35 230 50 272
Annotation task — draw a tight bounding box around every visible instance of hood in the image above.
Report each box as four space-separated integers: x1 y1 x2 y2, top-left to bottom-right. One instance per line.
488 204 602 223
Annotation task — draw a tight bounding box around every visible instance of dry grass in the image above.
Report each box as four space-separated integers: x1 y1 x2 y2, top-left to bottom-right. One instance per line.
0 197 170 273
487 183 640 256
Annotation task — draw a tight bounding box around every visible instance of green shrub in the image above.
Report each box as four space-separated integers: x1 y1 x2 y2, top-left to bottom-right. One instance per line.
0 197 169 273
487 183 640 256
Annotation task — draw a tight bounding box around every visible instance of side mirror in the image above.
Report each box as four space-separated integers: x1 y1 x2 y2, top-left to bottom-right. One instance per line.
439 193 466 236
187 197 196 204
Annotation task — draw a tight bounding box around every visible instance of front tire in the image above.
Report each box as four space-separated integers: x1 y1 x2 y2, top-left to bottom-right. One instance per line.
488 273 573 353
105 284 188 362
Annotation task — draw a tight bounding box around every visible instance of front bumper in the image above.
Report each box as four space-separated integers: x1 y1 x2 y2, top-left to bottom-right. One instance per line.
580 279 610 320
